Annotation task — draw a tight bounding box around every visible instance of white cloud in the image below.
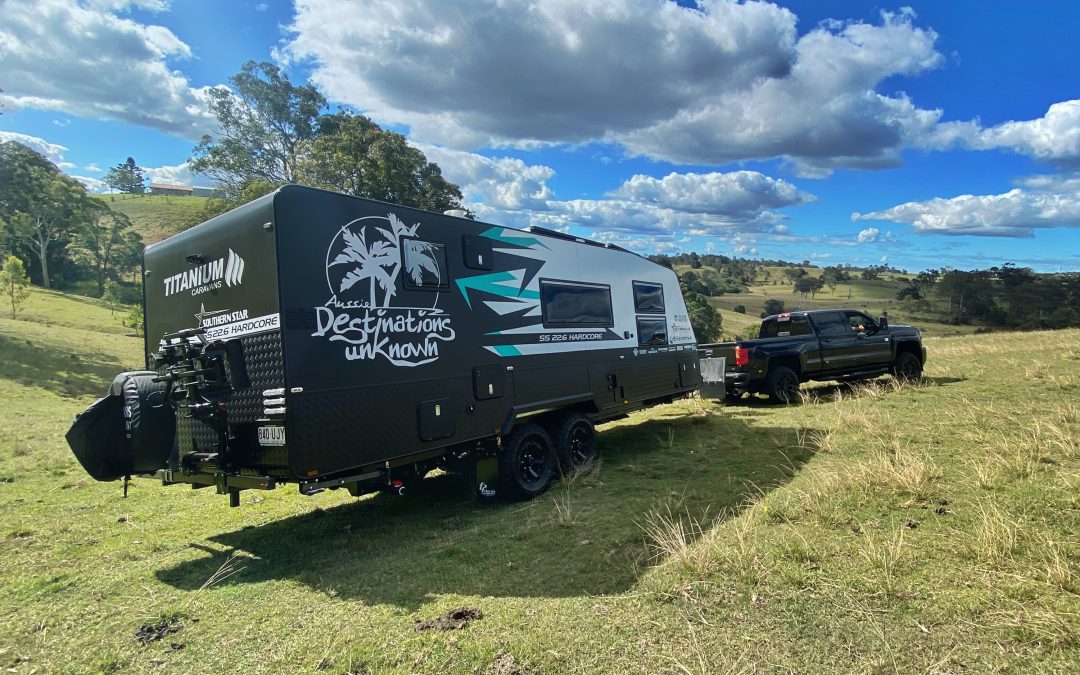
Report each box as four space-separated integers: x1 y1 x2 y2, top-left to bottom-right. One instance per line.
281 3 952 174
0 130 71 166
416 145 555 210
857 227 880 243
969 100 1080 167
853 175 1080 237
84 163 102 173
607 171 812 216
73 175 108 192
144 161 198 186
0 0 217 138
734 244 759 255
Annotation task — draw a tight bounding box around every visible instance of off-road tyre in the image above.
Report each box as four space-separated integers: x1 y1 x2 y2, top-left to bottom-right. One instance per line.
766 365 801 404
550 413 597 476
893 351 923 383
498 423 556 500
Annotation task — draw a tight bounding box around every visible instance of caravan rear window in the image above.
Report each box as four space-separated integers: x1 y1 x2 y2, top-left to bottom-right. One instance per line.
633 281 665 313
540 281 614 327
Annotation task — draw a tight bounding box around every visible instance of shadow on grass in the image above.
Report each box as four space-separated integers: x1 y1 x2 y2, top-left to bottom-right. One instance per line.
0 332 124 398
157 410 815 608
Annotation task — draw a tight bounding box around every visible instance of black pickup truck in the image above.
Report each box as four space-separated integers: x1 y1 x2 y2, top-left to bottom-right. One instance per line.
703 309 927 403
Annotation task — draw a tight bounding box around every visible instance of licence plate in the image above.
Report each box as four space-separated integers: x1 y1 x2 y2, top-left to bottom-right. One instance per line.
258 426 286 446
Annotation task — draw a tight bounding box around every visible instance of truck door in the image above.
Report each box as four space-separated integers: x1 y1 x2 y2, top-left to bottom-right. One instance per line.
810 311 861 375
845 310 893 368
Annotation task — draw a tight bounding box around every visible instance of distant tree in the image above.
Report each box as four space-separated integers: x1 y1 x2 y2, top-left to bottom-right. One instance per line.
763 298 785 317
76 203 143 297
896 285 921 301
1 254 30 318
0 142 89 289
860 266 880 281
681 289 722 342
689 252 701 269
794 276 825 299
123 301 144 336
104 157 146 194
733 304 746 314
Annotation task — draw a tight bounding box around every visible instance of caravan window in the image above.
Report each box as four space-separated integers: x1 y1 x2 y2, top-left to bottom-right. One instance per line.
402 239 449 289
540 281 614 327
637 317 668 346
633 281 665 313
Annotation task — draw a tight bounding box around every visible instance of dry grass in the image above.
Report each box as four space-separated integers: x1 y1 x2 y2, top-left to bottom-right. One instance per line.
973 501 1021 567
859 528 907 598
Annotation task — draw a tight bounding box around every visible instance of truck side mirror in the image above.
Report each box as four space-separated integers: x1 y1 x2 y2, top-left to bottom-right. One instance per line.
878 314 889 329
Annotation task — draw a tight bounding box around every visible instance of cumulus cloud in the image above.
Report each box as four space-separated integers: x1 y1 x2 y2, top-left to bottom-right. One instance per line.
856 227 880 243
607 171 812 216
0 0 217 137
0 130 72 167
74 175 108 192
144 161 199 186
281 2 956 174
967 100 1080 167
416 145 555 210
853 175 1080 237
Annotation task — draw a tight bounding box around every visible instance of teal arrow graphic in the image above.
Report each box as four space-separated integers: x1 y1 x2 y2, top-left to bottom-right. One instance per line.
456 270 540 309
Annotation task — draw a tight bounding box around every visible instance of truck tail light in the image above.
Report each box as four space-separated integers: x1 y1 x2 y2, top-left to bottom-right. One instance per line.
735 345 749 367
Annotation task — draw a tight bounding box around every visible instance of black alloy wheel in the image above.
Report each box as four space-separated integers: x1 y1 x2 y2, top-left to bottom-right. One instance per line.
894 352 923 382
767 366 801 404
553 413 597 474
499 423 555 499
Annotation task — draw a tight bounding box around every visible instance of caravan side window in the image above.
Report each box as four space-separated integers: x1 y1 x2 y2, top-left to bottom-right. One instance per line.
540 280 614 327
637 316 668 346
402 239 449 289
633 281 665 313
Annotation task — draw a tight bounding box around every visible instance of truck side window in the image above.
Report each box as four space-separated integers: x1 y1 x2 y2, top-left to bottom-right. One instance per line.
632 281 665 313
402 239 449 289
637 316 668 346
813 312 851 337
540 281 614 327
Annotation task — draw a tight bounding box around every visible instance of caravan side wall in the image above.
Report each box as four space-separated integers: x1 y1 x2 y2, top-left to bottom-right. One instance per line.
272 186 699 479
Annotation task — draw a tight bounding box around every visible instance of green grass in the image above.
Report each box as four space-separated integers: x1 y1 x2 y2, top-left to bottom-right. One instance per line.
1 291 1078 673
94 193 208 245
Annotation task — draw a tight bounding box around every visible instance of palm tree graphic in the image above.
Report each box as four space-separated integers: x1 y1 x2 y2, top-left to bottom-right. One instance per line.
330 213 430 308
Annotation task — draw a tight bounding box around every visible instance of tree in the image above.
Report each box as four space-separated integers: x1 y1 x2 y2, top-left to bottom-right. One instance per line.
297 113 463 213
763 298 785 317
793 276 825 299
1 254 30 318
76 203 143 297
103 157 146 194
190 61 326 195
0 142 89 289
733 304 746 314
682 290 722 342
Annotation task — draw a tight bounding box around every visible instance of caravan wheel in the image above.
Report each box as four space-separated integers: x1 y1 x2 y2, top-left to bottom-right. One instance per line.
552 413 597 475
499 423 555 500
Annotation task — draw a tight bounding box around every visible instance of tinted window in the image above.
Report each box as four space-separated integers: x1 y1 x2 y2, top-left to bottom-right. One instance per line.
633 281 665 313
813 311 851 337
402 239 448 289
761 315 812 338
541 281 613 327
637 316 668 346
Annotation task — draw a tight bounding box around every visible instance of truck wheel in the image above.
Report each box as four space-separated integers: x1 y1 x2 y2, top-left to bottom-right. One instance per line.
499 423 555 500
552 413 597 475
893 352 923 382
766 366 801 404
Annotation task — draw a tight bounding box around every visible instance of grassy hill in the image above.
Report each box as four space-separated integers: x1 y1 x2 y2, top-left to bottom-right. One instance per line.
0 289 1077 673
94 193 208 245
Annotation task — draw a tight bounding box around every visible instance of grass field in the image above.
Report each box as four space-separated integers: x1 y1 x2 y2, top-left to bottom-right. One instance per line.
94 193 208 245
0 289 1077 673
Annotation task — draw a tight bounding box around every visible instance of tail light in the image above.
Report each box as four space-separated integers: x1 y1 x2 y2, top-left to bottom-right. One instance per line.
735 345 749 367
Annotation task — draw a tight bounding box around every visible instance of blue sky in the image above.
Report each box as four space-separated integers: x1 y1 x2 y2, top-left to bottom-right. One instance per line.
2 1 1079 273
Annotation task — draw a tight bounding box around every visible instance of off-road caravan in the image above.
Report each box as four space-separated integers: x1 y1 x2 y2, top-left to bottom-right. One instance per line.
67 185 702 506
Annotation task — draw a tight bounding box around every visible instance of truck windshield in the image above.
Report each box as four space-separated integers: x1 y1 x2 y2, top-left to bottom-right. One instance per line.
760 315 811 338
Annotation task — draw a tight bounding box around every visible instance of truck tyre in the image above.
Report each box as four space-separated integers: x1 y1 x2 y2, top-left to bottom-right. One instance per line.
893 351 923 382
551 413 597 475
499 423 556 500
766 365 801 404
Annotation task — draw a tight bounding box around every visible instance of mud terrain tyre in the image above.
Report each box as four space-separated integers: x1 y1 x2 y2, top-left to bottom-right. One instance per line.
499 423 556 500
766 365 801 404
550 413 597 475
893 351 923 382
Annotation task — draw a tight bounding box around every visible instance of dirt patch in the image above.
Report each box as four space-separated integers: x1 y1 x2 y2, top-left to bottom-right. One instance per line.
414 607 482 632
485 649 525 675
135 617 181 645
